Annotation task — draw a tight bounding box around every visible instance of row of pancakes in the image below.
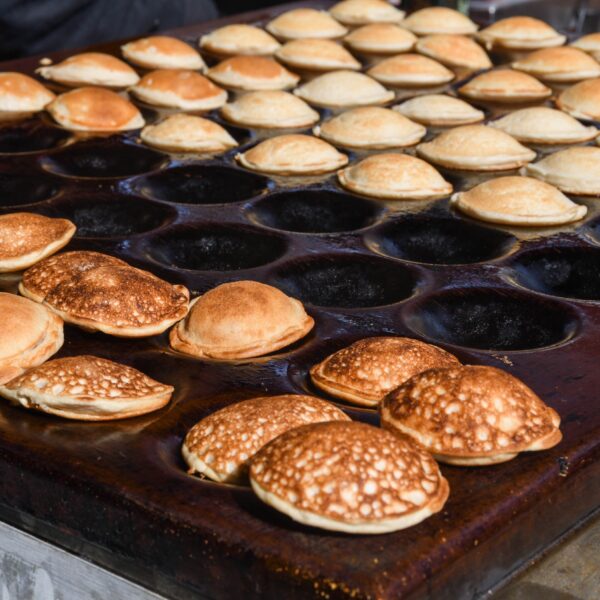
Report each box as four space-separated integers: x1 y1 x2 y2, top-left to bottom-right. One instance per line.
0 231 562 534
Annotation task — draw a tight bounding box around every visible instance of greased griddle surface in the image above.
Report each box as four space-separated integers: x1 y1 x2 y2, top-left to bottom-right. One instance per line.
0 2 599 599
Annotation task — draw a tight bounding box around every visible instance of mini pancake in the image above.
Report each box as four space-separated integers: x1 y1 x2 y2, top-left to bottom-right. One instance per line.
416 35 492 71
0 292 63 384
525 146 600 195
0 213 76 273
0 355 173 420
477 16 566 50
556 78 600 120
130 70 227 111
416 125 536 171
400 7 478 36
512 47 600 83
310 336 460 407
571 33 600 55
344 23 417 55
450 176 587 226
458 69 552 103
182 395 349 483
121 36 205 70
0 72 55 113
381 365 562 466
36 52 140 88
207 56 299 91
329 0 405 26
266 8 348 41
20 251 189 337
394 94 484 126
47 87 144 132
237 134 347 175
489 107 597 144
140 114 238 153
249 421 449 534
199 24 281 56
295 70 394 108
338 153 452 200
314 106 425 149
275 39 361 71
169 280 314 360
221 90 319 129
367 54 454 87
20 250 128 303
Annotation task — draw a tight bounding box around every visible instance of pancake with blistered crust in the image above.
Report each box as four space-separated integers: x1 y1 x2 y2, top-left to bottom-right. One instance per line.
450 176 587 226
0 355 173 420
416 125 536 171
458 69 551 103
0 72 55 113
207 56 299 91
182 394 349 483
40 264 189 337
130 70 227 111
310 337 460 407
0 292 63 384
0 213 76 273
170 280 314 360
36 52 140 88
20 251 128 303
250 421 449 533
381 365 562 466
121 36 205 70
199 24 281 56
47 87 144 132
266 9 348 41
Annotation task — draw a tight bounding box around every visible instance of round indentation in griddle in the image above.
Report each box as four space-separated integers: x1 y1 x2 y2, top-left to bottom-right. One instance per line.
510 246 600 301
134 164 268 205
365 214 517 265
0 171 61 207
248 189 382 234
0 118 71 154
40 138 166 179
147 223 288 271
405 287 579 351
46 193 176 239
269 253 420 308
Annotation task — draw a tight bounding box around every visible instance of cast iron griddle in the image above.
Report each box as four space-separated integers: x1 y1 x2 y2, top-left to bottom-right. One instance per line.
0 2 599 598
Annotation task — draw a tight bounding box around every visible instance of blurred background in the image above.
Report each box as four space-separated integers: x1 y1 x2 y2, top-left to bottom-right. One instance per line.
0 0 597 60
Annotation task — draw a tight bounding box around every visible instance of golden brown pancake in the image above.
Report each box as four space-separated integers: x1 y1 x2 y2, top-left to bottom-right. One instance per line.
395 94 484 126
275 38 361 71
310 337 460 406
381 365 563 465
416 35 492 70
130 70 227 110
47 87 144 132
0 72 55 113
121 36 205 70
250 421 449 533
329 0 405 26
556 78 600 120
401 7 478 36
266 8 348 41
458 69 552 103
477 16 566 50
571 32 600 55
36 52 140 88
0 355 173 420
368 54 454 87
170 280 314 360
0 292 63 384
182 394 349 483
207 56 299 91
0 213 76 273
199 24 281 56
344 23 417 55
512 47 600 83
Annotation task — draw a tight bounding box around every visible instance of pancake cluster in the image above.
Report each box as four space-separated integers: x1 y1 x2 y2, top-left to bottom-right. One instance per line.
0 0 583 538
